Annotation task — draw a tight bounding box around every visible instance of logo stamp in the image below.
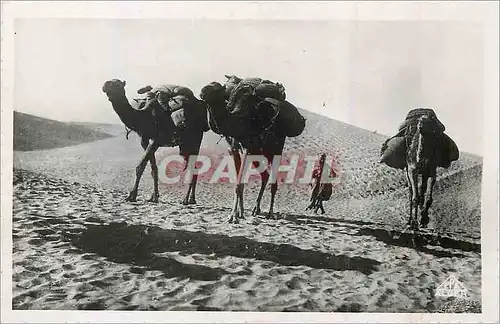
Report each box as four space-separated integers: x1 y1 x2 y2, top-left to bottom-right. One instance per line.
435 275 469 298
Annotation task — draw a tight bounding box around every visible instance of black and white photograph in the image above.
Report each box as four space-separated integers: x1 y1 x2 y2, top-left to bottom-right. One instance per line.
1 1 498 323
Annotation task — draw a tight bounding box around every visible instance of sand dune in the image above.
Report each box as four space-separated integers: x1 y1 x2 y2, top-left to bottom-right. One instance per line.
11 109 483 312
13 111 115 151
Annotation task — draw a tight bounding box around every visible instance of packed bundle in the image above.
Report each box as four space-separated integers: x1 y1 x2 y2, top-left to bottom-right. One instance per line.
264 98 306 138
224 75 286 102
137 84 207 131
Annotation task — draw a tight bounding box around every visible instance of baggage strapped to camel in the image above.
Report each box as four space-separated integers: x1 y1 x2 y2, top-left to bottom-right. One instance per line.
224 76 305 138
380 108 459 169
137 84 208 131
262 98 306 137
224 75 287 102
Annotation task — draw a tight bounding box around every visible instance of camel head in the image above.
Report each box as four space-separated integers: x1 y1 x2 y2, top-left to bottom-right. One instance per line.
102 79 126 99
226 83 258 116
200 82 226 107
417 114 441 136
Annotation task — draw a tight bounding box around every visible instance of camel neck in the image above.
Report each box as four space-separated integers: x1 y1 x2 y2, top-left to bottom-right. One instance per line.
108 96 139 130
207 98 229 125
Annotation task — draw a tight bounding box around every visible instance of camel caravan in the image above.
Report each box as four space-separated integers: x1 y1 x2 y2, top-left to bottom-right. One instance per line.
102 76 459 230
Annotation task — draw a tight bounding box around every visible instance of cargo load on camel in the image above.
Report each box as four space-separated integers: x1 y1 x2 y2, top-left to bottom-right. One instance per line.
137 84 209 133
224 75 286 102
223 75 305 138
380 108 459 170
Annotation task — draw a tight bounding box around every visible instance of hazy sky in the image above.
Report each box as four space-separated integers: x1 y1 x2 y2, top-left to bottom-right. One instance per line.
14 19 484 155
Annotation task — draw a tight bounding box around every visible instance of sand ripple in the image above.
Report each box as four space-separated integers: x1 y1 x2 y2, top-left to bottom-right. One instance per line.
12 169 481 312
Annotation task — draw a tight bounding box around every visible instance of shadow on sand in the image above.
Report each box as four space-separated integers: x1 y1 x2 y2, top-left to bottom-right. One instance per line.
284 213 378 228
353 228 480 256
283 213 480 257
70 221 381 276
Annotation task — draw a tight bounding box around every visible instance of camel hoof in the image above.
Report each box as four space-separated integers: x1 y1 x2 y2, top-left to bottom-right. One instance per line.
148 197 159 203
252 206 261 216
125 194 137 202
188 199 197 205
265 212 277 220
181 199 189 206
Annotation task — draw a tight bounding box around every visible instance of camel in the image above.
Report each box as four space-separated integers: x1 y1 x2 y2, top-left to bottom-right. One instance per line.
102 79 208 205
200 79 305 223
404 111 446 230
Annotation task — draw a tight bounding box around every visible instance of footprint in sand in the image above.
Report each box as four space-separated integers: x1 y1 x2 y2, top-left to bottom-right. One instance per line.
285 276 304 290
227 278 247 289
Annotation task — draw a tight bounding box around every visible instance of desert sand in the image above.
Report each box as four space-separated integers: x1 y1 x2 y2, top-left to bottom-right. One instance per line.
11 110 482 312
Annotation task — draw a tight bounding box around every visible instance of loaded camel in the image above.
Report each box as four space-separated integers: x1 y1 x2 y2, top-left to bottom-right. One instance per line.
102 79 209 205
200 75 306 223
381 108 459 231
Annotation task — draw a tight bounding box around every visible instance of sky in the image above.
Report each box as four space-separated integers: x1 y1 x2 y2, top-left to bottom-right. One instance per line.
14 19 484 155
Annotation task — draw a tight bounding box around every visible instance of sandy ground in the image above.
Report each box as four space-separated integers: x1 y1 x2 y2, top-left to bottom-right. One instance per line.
11 111 483 312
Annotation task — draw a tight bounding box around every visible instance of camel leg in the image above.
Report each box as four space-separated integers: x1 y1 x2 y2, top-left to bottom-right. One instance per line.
238 182 245 220
405 167 413 226
181 148 201 205
419 172 428 209
252 168 269 216
406 166 419 230
180 159 198 205
320 201 326 215
182 183 192 205
147 153 160 203
229 149 243 223
314 199 320 214
265 141 285 221
237 152 247 220
126 141 158 202
188 174 198 204
137 137 159 203
408 168 420 231
266 182 278 220
420 171 436 228
188 135 203 205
